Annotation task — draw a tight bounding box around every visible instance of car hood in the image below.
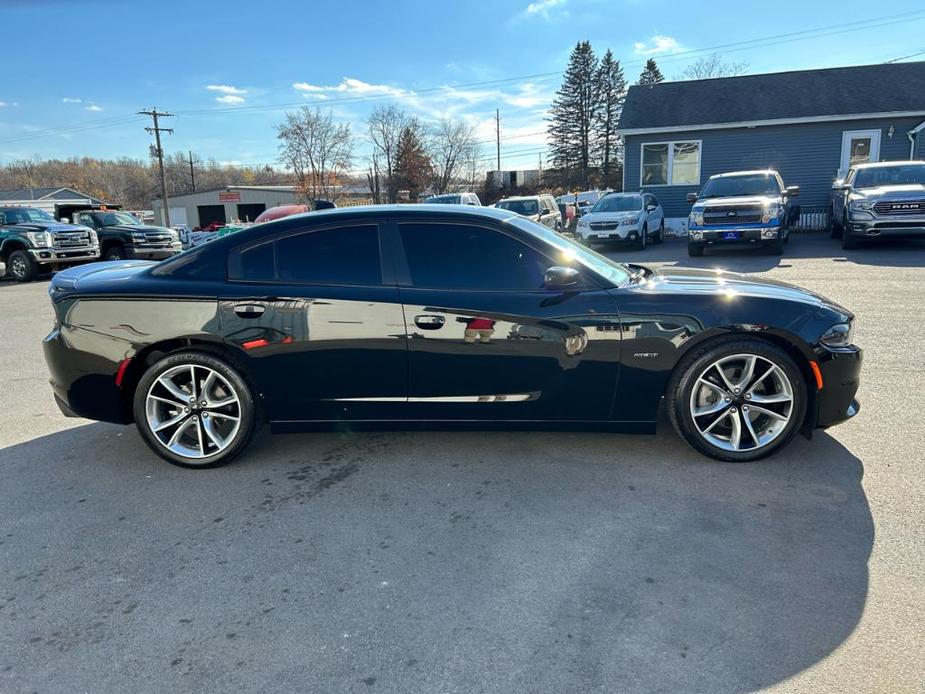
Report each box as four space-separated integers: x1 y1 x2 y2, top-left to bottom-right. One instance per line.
697 195 779 207
638 265 851 316
6 222 92 234
50 260 156 293
852 183 925 198
101 224 175 235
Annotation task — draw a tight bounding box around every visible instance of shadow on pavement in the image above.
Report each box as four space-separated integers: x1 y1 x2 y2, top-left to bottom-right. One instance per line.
0 421 872 693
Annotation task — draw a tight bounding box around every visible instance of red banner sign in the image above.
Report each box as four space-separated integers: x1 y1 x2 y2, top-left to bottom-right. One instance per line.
219 191 240 202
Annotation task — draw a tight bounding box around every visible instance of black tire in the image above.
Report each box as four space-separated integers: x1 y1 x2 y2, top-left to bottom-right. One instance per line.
667 338 807 462
654 219 664 244
105 245 125 261
830 211 842 238
132 351 258 468
7 249 37 282
688 243 704 257
637 225 647 250
842 233 861 250
767 238 784 255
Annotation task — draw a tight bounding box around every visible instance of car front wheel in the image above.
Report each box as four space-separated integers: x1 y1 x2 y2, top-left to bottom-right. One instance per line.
105 246 125 261
133 351 258 468
668 340 806 462
7 250 37 282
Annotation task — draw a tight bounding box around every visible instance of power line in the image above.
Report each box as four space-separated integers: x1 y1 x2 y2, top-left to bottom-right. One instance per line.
885 48 925 63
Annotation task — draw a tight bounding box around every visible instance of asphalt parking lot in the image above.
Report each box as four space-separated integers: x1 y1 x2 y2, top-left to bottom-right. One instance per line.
1 233 923 693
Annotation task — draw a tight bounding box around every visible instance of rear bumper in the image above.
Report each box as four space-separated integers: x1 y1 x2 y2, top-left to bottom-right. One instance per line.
815 346 863 428
42 326 131 424
30 247 100 265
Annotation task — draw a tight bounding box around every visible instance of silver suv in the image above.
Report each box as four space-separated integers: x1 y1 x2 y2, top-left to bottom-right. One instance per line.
832 161 925 249
495 194 562 231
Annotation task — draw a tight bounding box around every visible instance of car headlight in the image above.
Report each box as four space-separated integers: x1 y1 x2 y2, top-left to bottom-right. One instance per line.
849 199 874 211
577 217 589 227
27 231 50 247
622 214 639 225
690 207 704 226
761 202 782 224
820 322 854 349
88 229 98 245
131 232 146 243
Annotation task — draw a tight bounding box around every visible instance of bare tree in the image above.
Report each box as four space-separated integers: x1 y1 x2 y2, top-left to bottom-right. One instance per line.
277 107 353 201
426 118 479 195
367 105 413 203
680 53 749 80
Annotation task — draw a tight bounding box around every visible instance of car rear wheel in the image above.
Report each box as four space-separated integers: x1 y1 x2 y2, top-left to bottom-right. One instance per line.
654 219 664 244
133 352 257 468
7 250 37 282
668 339 806 462
637 225 647 250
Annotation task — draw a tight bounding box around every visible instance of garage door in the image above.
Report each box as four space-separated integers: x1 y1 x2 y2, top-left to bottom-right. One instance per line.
168 207 188 227
197 205 226 227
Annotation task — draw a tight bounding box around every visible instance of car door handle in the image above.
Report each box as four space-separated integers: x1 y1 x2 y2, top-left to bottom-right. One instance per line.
414 314 445 329
233 303 266 318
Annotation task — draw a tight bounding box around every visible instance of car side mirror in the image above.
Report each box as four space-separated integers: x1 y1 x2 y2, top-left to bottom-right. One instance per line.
785 185 800 197
687 193 698 204
59 217 70 224
544 266 581 290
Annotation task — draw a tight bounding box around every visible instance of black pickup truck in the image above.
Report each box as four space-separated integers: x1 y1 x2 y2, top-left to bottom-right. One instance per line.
74 210 181 261
0 207 100 282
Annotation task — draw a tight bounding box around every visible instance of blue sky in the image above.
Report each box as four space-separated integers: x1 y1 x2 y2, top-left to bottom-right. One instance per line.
1 0 924 173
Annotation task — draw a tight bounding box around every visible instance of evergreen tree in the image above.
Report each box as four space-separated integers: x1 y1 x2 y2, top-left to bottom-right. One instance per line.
393 121 432 200
638 58 664 86
594 50 626 188
547 40 599 188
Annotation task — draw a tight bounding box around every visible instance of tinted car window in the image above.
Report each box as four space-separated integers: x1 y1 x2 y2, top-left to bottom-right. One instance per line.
231 225 381 285
399 223 551 291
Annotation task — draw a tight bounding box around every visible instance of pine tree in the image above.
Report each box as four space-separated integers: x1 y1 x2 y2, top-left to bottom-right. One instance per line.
638 58 664 86
594 50 627 188
547 40 599 188
393 121 432 200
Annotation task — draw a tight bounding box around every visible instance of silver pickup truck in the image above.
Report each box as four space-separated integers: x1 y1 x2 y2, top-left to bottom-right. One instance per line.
831 161 925 249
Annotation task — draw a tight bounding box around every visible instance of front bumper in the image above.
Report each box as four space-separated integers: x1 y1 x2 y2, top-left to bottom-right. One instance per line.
846 216 925 239
125 243 182 260
579 223 641 243
29 247 100 265
815 346 863 429
688 225 781 249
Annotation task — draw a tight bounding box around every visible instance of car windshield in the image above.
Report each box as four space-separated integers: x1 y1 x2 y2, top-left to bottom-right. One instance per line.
3 208 55 224
591 195 640 213
699 174 780 198
426 195 459 204
504 215 630 287
496 199 539 216
96 211 141 226
853 165 925 188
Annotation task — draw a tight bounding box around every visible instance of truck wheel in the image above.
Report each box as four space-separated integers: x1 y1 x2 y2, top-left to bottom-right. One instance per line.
688 244 704 257
767 238 784 255
830 212 842 238
8 250 37 282
842 233 861 250
105 245 125 261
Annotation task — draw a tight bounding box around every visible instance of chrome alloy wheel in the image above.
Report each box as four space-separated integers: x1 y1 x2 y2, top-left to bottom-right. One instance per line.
10 255 28 278
689 353 794 452
145 364 241 460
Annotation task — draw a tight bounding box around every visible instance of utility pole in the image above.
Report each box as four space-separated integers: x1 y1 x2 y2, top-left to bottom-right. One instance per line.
495 109 501 171
139 108 174 227
187 150 199 192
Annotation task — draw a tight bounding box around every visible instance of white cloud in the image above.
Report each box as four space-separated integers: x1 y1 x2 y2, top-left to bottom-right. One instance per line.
525 0 565 17
293 78 408 99
634 35 683 56
216 95 245 105
0 101 7 108
62 97 82 103
84 104 103 112
206 84 247 95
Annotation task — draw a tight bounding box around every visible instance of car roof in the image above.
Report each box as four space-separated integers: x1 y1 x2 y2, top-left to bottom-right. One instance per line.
602 192 642 197
852 160 925 170
709 169 779 179
498 195 547 201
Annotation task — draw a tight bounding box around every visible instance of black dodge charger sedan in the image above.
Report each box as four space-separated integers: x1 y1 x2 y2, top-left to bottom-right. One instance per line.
43 205 862 468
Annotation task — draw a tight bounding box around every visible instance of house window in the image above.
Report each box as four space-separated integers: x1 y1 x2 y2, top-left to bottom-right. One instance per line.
641 140 701 186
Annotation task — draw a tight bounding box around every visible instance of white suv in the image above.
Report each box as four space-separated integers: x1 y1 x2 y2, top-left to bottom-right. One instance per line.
576 192 664 249
495 194 562 231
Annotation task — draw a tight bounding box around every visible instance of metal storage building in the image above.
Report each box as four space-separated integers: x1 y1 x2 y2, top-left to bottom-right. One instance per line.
151 186 299 228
